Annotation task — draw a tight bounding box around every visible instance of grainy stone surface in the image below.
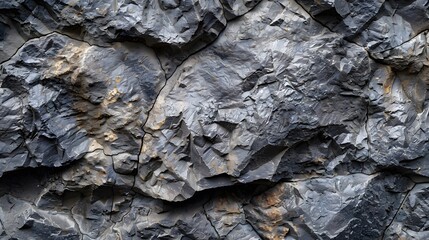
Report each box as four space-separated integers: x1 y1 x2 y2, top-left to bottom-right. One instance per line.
1 0 429 239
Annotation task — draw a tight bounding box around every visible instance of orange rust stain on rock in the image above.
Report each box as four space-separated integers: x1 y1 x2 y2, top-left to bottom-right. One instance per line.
213 195 242 214
259 224 289 240
265 193 282 206
254 184 285 208
249 184 291 240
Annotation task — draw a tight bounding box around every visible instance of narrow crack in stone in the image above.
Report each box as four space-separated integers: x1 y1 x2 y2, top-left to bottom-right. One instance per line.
70 204 94 240
371 29 429 55
380 181 416 240
0 31 105 66
365 93 372 166
0 217 5 233
109 185 115 221
202 200 221 238
223 221 240 238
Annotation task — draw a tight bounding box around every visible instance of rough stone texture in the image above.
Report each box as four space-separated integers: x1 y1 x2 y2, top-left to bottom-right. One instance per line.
1 0 429 239
384 182 429 240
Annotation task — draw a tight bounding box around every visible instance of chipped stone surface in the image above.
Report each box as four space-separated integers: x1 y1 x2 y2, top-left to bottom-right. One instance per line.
1 0 429 239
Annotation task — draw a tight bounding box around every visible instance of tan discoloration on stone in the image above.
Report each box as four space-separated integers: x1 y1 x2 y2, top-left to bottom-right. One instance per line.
43 42 144 151
104 130 118 142
103 87 121 106
44 43 88 83
382 67 395 95
246 184 290 240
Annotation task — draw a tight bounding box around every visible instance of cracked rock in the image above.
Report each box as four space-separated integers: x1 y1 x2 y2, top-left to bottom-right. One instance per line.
384 182 429 240
0 195 80 239
139 0 371 201
296 0 385 38
1 0 429 239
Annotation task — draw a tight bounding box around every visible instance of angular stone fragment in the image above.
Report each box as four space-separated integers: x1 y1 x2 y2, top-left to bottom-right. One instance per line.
0 0 230 76
225 223 261 240
204 193 245 237
0 195 80 239
367 64 429 174
113 196 220 239
370 31 429 72
1 0 227 47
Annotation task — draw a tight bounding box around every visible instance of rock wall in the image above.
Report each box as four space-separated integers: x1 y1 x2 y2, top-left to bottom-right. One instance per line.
1 0 429 239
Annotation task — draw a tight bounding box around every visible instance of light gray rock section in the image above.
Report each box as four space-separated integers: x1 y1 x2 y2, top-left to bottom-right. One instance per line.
370 31 429 71
353 0 429 53
366 31 429 174
225 223 261 240
139 0 371 201
220 0 262 19
0 195 80 239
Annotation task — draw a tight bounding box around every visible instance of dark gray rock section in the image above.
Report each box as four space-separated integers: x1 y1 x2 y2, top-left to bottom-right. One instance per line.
0 0 226 47
296 0 385 38
384 183 429 240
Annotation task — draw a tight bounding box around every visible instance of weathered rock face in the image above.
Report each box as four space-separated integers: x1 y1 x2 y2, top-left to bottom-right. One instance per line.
1 0 429 239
